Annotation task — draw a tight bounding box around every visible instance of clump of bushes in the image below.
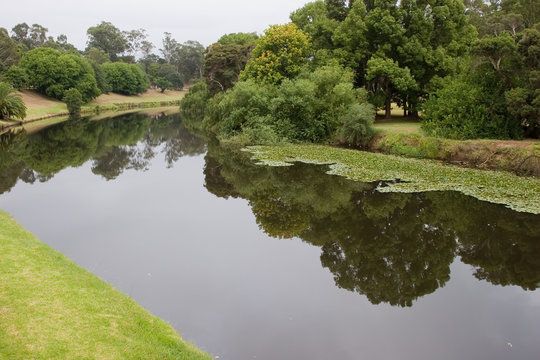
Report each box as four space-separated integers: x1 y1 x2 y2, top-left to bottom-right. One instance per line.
182 64 375 146
421 77 522 140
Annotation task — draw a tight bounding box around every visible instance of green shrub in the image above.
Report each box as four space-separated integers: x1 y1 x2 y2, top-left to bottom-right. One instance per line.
20 48 100 102
63 88 83 114
339 103 375 147
422 77 523 140
378 133 442 158
0 82 26 120
206 64 374 145
2 66 29 90
102 62 149 95
180 81 211 132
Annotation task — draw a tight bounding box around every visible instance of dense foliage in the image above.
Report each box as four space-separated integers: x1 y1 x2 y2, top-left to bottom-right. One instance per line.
240 24 312 84
0 82 26 120
102 62 149 95
182 23 375 146
19 48 100 102
422 0 540 139
185 62 374 145
63 88 83 114
2 1 538 140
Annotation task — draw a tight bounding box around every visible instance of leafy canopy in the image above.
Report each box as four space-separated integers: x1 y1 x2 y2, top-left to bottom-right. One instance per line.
240 24 312 84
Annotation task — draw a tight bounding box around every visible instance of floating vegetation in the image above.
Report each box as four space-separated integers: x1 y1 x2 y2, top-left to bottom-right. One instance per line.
247 144 540 214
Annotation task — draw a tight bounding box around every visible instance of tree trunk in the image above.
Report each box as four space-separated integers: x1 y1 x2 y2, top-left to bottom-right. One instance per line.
385 100 391 119
401 99 406 117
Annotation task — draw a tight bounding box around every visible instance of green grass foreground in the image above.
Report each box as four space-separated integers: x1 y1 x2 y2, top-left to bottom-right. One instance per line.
0 210 211 360
247 144 540 214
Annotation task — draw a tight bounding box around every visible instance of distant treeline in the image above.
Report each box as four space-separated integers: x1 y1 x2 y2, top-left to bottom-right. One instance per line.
0 21 206 103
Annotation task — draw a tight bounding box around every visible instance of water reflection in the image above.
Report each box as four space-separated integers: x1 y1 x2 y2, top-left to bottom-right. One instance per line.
203 145 540 306
0 112 205 192
1 114 539 308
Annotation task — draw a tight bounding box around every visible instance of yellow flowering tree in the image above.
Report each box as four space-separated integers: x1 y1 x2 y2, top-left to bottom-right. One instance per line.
240 24 312 84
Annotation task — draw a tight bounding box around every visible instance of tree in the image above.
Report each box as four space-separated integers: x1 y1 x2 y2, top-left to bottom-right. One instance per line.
86 22 127 61
291 1 340 51
63 88 83 114
160 32 178 64
325 0 353 21
240 23 312 84
11 23 49 50
140 40 155 59
1 66 29 90
217 32 258 46
148 62 183 91
10 23 30 48
174 40 205 82
203 42 254 94
102 62 149 95
366 56 416 118
85 48 110 65
123 28 148 58
0 28 21 72
332 0 369 83
179 81 211 132
397 0 477 115
0 82 26 121
20 48 100 102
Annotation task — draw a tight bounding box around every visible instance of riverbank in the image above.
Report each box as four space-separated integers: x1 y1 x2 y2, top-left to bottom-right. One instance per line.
371 120 540 176
0 89 187 130
0 210 211 360
247 144 540 214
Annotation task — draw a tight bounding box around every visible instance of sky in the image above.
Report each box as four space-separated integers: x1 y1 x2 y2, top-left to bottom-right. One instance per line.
1 0 311 51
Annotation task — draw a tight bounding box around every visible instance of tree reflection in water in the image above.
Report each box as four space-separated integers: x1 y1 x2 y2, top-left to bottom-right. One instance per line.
0 111 206 190
203 145 540 306
1 116 538 306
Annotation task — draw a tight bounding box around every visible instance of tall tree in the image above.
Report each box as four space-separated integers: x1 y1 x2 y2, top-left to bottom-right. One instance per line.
86 21 127 61
203 42 254 94
174 40 205 82
240 24 312 84
291 1 340 51
11 23 49 50
123 28 148 58
0 28 21 72
160 32 178 64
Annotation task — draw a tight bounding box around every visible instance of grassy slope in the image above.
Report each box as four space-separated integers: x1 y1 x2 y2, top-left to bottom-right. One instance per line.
371 119 540 176
0 210 211 360
17 89 186 121
373 120 422 134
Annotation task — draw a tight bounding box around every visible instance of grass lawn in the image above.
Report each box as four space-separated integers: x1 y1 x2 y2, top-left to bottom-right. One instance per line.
88 89 187 105
18 90 68 121
0 210 211 360
17 89 187 121
373 119 422 134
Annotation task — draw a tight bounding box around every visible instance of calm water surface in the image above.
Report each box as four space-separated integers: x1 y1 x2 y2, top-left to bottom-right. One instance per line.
1 112 539 360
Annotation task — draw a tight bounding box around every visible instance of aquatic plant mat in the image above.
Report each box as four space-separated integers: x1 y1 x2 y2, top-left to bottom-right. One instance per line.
0 210 211 360
247 144 540 214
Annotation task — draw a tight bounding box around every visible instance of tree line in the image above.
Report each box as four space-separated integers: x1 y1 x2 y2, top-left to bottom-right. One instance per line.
181 0 539 143
0 21 205 117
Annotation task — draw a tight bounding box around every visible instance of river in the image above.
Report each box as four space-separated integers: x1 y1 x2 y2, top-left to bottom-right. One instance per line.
1 110 539 360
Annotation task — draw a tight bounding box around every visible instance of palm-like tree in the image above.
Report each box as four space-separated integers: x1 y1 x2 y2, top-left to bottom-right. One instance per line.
0 82 26 121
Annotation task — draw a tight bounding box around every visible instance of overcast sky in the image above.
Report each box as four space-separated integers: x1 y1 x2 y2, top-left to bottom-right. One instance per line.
1 0 311 51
